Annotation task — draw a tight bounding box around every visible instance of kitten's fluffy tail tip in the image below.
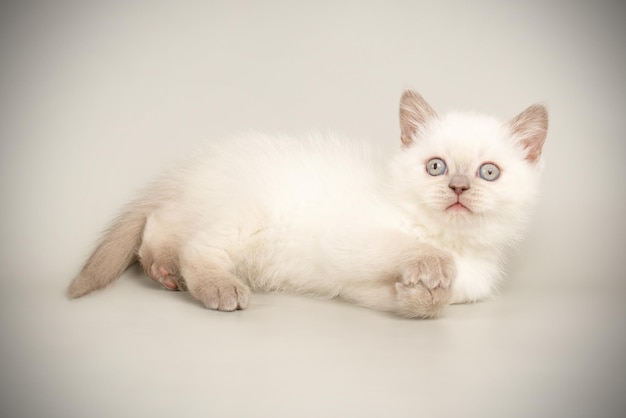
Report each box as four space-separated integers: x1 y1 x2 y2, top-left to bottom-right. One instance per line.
67 274 101 299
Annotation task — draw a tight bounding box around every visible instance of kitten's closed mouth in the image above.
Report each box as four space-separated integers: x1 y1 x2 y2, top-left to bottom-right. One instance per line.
446 202 471 213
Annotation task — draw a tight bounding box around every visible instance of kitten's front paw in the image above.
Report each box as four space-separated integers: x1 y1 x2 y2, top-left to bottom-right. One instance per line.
395 250 456 318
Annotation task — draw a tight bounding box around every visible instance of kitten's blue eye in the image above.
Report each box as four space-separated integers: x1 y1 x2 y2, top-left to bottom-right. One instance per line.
426 158 447 176
478 163 500 181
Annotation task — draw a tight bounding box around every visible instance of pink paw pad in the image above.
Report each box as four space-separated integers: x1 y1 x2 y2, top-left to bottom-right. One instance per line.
162 279 177 290
148 264 178 291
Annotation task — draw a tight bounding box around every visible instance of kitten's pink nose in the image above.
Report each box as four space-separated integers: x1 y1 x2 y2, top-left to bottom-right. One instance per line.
449 175 470 195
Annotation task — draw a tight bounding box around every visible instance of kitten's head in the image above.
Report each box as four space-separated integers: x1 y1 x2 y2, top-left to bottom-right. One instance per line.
394 90 548 245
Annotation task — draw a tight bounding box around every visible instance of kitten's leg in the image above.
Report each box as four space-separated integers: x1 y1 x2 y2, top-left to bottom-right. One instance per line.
179 244 250 312
341 246 456 318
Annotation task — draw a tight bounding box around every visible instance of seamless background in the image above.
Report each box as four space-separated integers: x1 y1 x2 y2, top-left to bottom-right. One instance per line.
1 1 625 417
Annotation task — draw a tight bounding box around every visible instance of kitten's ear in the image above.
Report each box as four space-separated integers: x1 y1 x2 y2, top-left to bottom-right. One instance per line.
399 90 438 147
510 104 548 163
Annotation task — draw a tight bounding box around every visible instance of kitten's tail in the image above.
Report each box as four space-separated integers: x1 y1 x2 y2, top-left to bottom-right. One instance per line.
67 201 152 298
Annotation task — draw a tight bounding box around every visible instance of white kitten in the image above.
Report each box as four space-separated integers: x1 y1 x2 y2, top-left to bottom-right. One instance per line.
68 90 547 318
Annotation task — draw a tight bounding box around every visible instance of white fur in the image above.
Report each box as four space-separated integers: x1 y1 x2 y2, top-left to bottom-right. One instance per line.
144 118 540 302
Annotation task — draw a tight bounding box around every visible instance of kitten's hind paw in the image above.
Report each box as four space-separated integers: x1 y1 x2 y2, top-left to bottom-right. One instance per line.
395 250 456 318
148 264 187 291
190 275 250 312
